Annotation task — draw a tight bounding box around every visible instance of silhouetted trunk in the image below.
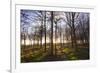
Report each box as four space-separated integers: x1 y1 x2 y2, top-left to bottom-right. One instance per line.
55 23 57 55
34 30 36 48
70 30 74 48
87 19 89 44
44 11 46 52
37 38 39 47
72 12 77 49
51 11 54 55
60 24 62 48
32 38 34 49
62 33 64 47
23 28 26 49
40 20 43 49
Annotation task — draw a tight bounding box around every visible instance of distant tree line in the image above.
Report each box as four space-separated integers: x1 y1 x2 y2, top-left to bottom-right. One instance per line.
21 10 89 55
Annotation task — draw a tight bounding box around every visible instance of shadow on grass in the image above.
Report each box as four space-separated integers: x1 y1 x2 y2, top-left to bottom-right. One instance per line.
21 44 89 63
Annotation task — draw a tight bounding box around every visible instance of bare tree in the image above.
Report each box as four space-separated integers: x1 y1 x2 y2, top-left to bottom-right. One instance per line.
64 12 79 49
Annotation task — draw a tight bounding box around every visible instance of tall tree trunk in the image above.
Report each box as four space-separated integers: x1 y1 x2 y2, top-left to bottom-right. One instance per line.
38 38 39 47
40 21 43 50
32 38 34 49
44 11 46 52
63 33 64 47
51 11 54 55
72 12 77 49
70 30 74 48
23 28 26 49
55 23 57 56
24 33 26 49
60 24 62 48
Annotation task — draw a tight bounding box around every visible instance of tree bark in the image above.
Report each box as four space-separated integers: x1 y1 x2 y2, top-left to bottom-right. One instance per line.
44 11 46 52
51 11 54 55
23 28 26 49
40 19 43 50
55 23 57 56
72 12 77 49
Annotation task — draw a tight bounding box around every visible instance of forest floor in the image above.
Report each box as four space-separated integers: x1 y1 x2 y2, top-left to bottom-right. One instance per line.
21 43 89 63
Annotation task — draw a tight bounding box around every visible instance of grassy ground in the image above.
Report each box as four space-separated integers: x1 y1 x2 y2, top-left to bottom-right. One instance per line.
21 43 89 63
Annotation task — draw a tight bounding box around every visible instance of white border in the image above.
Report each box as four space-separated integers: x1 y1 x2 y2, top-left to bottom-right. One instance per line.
11 4 96 73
